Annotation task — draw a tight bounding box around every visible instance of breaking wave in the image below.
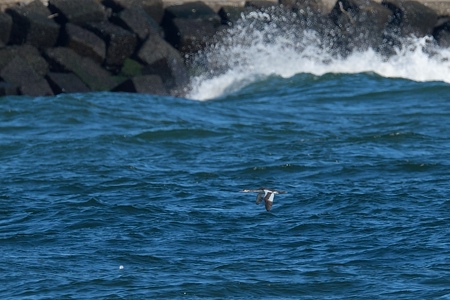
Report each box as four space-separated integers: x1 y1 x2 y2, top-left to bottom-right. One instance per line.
185 8 450 101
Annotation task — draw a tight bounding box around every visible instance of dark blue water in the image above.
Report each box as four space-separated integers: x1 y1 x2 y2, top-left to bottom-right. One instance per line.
1 73 450 298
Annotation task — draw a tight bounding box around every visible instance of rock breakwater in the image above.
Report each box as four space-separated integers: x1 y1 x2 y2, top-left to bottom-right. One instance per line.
0 0 449 97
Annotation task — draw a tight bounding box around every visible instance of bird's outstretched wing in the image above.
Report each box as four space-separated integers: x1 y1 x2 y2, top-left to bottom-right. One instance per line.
264 192 275 211
255 191 264 204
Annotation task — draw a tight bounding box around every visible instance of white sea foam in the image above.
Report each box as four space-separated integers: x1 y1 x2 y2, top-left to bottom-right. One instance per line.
185 10 450 101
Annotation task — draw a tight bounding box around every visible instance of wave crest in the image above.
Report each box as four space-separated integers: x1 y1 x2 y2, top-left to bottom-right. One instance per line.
184 8 450 100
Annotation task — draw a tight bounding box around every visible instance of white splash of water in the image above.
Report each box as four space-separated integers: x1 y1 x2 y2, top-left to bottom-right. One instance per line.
185 10 450 101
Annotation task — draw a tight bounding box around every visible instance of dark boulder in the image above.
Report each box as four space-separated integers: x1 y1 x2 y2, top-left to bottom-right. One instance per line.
46 47 117 91
0 55 53 96
245 1 278 10
0 12 12 47
0 53 42 86
162 2 221 52
137 33 189 91
218 6 253 26
329 0 392 51
165 18 217 53
0 45 51 96
112 75 167 95
48 0 107 25
0 81 18 96
278 0 337 38
9 0 52 16
6 0 60 49
102 0 165 23
383 0 438 37
63 23 106 64
20 78 55 97
46 72 91 94
434 20 450 48
85 21 137 72
280 0 338 15
0 49 19 72
163 1 220 22
111 8 162 41
0 45 49 77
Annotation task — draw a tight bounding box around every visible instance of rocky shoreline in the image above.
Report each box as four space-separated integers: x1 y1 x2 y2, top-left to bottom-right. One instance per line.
0 0 449 97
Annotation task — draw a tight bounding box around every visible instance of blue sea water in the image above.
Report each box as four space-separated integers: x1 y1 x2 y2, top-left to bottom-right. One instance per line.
2 10 450 297
2 72 450 299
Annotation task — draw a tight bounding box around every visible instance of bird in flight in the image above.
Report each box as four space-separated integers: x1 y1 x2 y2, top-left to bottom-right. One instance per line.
241 188 287 211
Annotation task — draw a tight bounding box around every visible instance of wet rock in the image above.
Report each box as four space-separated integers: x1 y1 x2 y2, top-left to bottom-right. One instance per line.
63 23 106 64
111 8 162 41
329 0 392 51
383 0 438 37
162 1 221 52
0 13 12 47
112 75 167 95
137 33 189 91
0 45 49 77
0 48 18 72
15 45 49 76
166 18 217 53
0 54 42 86
0 82 18 96
434 19 450 48
85 21 137 72
46 72 91 94
245 1 278 10
163 1 220 22
280 0 338 15
6 0 60 49
0 55 53 96
102 0 165 23
46 47 117 91
20 78 55 96
218 6 252 26
0 45 51 96
48 0 107 25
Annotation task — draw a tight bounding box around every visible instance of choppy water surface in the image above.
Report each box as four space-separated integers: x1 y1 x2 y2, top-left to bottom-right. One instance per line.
2 8 450 297
2 72 450 298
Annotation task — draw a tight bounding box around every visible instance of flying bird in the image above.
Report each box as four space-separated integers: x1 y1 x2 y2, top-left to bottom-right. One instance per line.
241 188 287 211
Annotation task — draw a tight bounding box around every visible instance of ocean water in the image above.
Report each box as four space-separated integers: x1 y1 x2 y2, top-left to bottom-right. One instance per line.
2 13 450 300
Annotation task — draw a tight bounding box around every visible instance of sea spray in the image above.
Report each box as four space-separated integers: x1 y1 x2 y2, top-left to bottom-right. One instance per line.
185 8 450 101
